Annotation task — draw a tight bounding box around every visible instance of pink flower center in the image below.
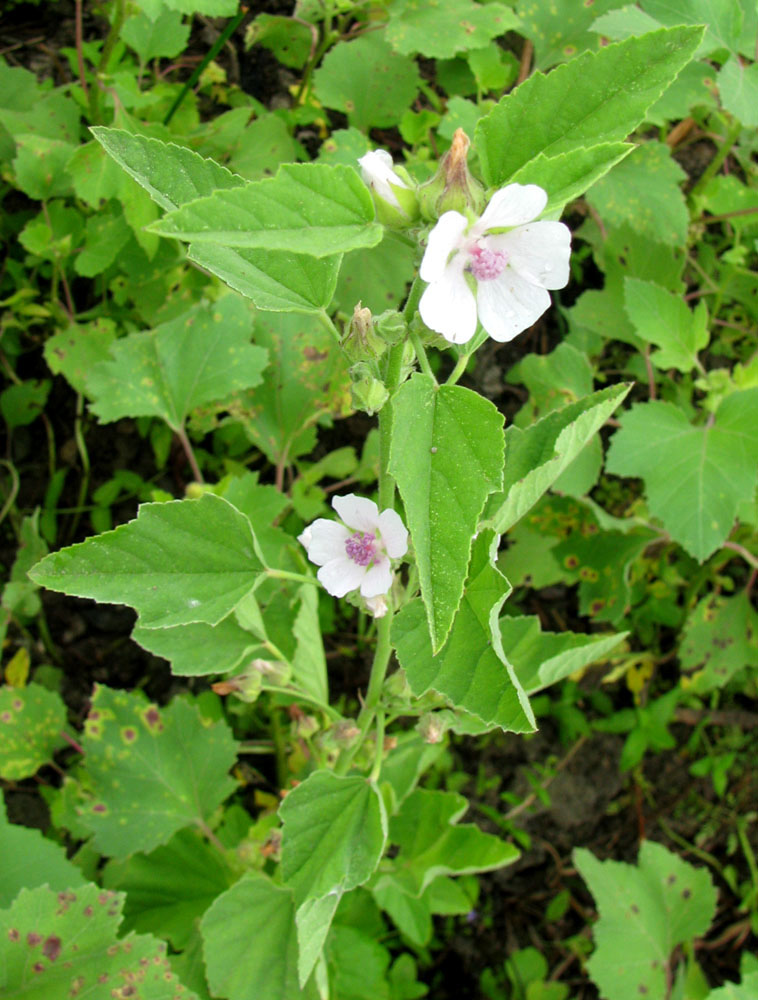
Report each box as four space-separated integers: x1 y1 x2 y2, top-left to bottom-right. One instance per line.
345 531 377 567
468 243 508 281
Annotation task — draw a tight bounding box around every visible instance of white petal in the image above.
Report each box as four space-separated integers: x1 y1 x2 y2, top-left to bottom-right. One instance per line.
476 271 551 342
475 184 547 234
364 595 388 618
376 508 408 558
358 150 408 208
420 211 468 282
489 221 571 290
419 257 478 344
317 557 366 598
301 519 351 565
332 494 379 532
359 557 392 598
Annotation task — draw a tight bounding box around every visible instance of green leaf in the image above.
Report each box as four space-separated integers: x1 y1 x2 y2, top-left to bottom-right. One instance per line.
605 391 758 561
386 0 520 58
249 13 313 69
151 163 382 257
121 8 190 62
507 143 634 216
228 114 298 180
586 141 689 246
389 788 519 895
515 0 623 69
392 531 534 733
482 384 631 535
389 374 505 651
679 591 758 692
132 617 263 676
0 683 66 780
91 126 245 212
44 318 118 395
333 233 417 315
29 494 266 629
201 874 317 1000
102 827 234 948
624 278 709 372
66 140 123 207
74 207 132 277
86 297 267 430
574 841 717 1000
229 310 350 466
12 134 75 199
0 883 198 999
312 34 421 131
280 771 387 905
718 56 758 126
476 26 704 186
0 801 86 908
188 244 342 313
1 380 51 429
502 616 627 694
640 0 743 55
707 973 758 1000
79 686 238 858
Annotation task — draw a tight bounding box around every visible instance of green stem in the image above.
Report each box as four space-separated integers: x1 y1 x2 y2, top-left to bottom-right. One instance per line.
409 329 436 381
266 568 319 586
318 309 342 344
163 8 246 126
89 0 127 123
264 685 342 721
688 118 742 202
446 351 470 385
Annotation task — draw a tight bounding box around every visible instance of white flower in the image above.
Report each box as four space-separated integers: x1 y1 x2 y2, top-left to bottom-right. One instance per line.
298 494 408 600
418 183 571 345
358 150 409 210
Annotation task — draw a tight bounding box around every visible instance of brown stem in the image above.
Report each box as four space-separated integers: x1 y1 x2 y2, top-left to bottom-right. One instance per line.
74 0 89 104
517 39 533 84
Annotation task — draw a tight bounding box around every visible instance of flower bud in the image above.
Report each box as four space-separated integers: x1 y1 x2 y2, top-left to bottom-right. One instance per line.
359 150 419 228
343 302 386 363
418 129 486 222
349 363 390 416
417 712 449 744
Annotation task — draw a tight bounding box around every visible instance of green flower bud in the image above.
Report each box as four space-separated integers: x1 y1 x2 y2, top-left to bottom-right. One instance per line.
343 303 387 364
350 364 390 416
418 129 486 222
359 150 420 229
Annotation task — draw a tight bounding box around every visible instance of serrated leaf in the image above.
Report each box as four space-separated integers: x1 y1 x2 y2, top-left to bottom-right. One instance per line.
91 126 245 212
574 841 717 1000
389 374 505 651
392 531 534 733
121 8 190 62
86 297 267 430
679 591 758 692
587 141 689 246
132 617 263 676
79 686 238 858
280 771 387 906
718 56 758 127
503 616 627 694
0 801 86 907
151 163 382 257
516 0 622 69
389 788 519 895
201 874 317 1000
102 827 234 948
640 0 743 55
313 34 421 131
605 391 758 560
482 384 631 535
386 0 519 58
0 883 198 999
507 143 633 216
624 278 709 372
476 26 703 186
29 494 266 629
44 318 118 395
0 683 66 780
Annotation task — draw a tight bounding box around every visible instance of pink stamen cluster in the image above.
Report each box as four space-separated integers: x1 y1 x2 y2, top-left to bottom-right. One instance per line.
468 244 509 281
345 531 377 567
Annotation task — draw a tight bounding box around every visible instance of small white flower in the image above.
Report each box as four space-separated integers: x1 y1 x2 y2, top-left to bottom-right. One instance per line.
298 494 408 600
358 150 409 211
419 183 571 345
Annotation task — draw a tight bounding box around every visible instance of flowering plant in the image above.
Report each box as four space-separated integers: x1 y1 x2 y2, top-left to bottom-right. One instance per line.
18 18 714 1000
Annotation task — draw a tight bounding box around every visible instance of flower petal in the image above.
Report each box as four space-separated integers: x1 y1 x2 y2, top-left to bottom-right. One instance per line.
419 257 478 344
489 221 571 290
359 557 393 598
420 211 468 282
332 494 379 532
299 519 350 565
317 557 366 598
376 508 408 558
475 184 547 234
358 150 408 208
476 270 551 342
